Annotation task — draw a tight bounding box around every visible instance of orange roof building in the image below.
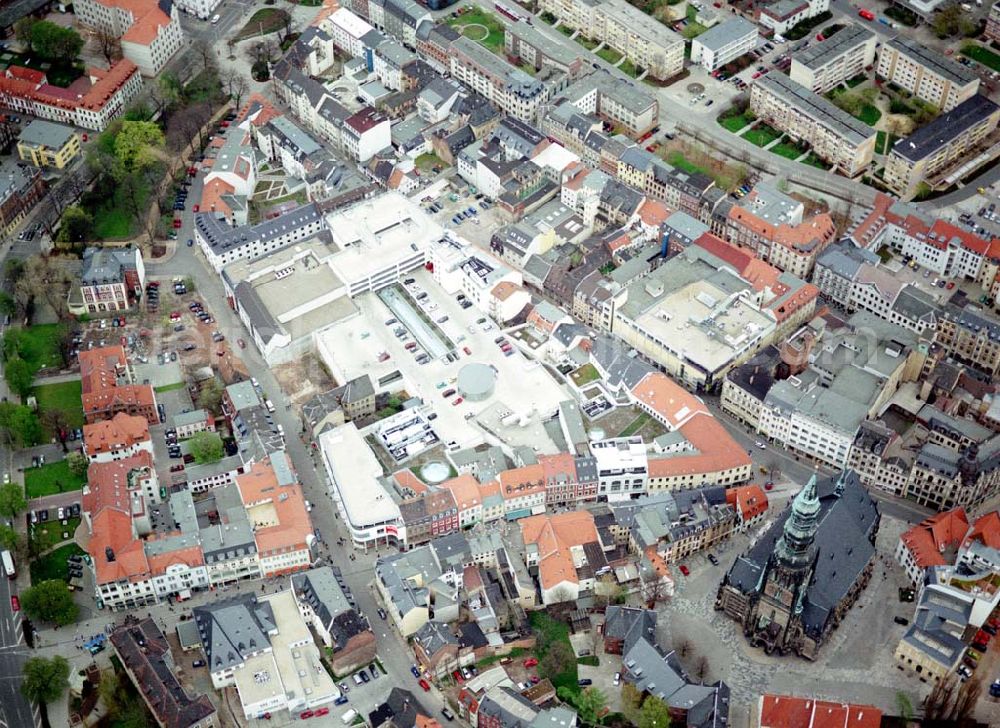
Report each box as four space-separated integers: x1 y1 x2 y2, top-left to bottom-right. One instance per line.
83 412 152 462
79 345 159 425
520 511 602 604
897 507 1000 584
757 694 881 728
726 484 768 524
236 453 314 577
0 61 143 131
74 0 184 76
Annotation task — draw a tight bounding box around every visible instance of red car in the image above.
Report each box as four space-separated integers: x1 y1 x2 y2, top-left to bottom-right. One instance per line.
172 219 182 229
946 282 955 289
815 33 824 41
418 679 431 692
170 311 181 320
453 670 464 683
463 346 472 355
858 8 875 20
752 71 762 79
221 120 230 127
764 481 774 491
193 204 200 213
216 349 225 357
315 708 330 717
452 397 464 406
524 658 538 668
679 564 690 576
300 710 314 719
10 595 19 612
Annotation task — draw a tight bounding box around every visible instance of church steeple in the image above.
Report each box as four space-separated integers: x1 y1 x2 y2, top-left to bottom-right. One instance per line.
775 473 820 570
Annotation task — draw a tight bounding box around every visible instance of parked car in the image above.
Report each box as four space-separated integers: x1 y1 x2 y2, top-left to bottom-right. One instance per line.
418 679 431 692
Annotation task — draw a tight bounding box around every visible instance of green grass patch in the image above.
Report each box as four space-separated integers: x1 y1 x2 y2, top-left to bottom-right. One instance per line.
619 59 641 77
742 124 781 147
576 35 599 50
620 413 652 437
771 142 806 160
718 111 753 133
682 21 708 39
556 24 575 37
596 46 622 64
30 542 86 585
415 153 447 172
857 104 881 125
0 52 84 87
802 153 831 169
876 131 898 155
24 460 87 499
577 655 600 667
12 323 66 371
235 8 291 41
477 647 529 668
569 364 600 387
154 381 187 394
447 7 505 51
962 43 1000 73
846 73 867 88
32 517 81 553
665 150 708 177
33 380 84 431
529 611 578 695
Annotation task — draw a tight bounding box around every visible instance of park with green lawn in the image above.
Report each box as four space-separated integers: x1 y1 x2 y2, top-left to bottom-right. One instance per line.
447 7 505 52
962 43 1000 73
742 123 782 147
24 460 87 499
30 542 86 585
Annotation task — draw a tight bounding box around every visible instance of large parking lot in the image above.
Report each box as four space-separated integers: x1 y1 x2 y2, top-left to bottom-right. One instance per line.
316 267 573 455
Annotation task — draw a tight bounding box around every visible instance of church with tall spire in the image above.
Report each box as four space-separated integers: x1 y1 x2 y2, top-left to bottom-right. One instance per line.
715 469 880 660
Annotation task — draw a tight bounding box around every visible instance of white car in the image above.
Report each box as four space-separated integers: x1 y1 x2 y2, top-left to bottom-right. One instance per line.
57 507 65 520
756 441 766 449
613 672 621 686
210 13 220 23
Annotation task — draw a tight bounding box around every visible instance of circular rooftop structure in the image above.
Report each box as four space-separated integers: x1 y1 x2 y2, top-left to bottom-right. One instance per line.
457 362 496 402
420 461 450 484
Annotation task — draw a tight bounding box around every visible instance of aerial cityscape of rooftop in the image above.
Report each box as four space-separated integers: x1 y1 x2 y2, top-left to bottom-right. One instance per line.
3 0 1000 726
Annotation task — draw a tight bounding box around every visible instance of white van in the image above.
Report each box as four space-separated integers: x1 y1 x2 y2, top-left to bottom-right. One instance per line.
210 13 220 23
341 709 358 724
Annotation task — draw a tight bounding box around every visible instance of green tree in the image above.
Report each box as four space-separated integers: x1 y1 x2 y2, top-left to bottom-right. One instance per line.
113 120 165 173
0 482 26 520
539 639 575 684
30 22 83 60
575 687 608 725
189 431 224 464
4 356 35 400
0 292 16 318
0 403 44 448
21 580 79 626
636 694 671 728
21 655 70 704
13 17 38 52
0 523 21 553
55 206 93 244
196 379 223 413
621 683 644 725
66 450 88 477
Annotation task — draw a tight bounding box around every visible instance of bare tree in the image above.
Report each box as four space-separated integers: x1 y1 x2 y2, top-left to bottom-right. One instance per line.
694 656 710 683
94 28 122 64
640 575 669 607
230 74 250 111
673 638 693 659
15 256 73 322
192 38 216 73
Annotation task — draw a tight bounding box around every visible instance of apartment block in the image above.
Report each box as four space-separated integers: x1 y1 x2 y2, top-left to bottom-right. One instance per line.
0 62 143 131
750 73 875 176
935 305 1000 377
449 36 547 122
16 120 80 169
504 20 585 76
877 37 979 112
75 246 145 314
884 95 1000 197
790 23 876 93
74 0 184 77
988 1 1000 43
690 17 758 72
758 0 829 35
0 160 45 236
537 0 684 80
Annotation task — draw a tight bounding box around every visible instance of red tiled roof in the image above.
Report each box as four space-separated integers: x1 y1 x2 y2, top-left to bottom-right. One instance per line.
900 508 970 569
83 412 150 455
758 694 881 728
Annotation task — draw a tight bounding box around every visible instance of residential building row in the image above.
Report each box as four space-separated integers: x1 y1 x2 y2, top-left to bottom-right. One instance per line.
74 0 185 76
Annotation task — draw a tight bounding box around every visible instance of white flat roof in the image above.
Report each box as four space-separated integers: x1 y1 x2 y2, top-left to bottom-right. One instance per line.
319 423 400 526
331 7 374 39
